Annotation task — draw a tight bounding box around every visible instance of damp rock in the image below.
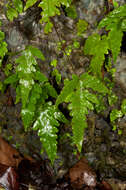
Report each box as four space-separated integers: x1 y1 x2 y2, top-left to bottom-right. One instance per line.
114 54 126 94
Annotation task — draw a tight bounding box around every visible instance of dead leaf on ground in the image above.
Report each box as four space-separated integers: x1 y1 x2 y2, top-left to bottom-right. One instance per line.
0 137 22 167
69 157 97 189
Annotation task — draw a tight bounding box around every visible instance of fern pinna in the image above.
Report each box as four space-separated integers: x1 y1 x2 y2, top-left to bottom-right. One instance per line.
56 73 108 152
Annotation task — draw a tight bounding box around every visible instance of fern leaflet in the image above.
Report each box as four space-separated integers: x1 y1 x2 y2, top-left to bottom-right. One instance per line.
84 34 109 77
33 102 68 164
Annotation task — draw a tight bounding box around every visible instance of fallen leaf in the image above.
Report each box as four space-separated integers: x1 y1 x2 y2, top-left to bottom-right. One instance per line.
69 157 97 189
0 137 22 167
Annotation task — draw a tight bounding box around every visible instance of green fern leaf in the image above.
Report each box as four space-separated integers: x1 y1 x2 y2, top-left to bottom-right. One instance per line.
21 83 42 130
98 4 126 29
77 19 88 36
34 71 48 82
98 5 126 62
108 25 123 62
39 0 60 22
4 74 18 84
84 34 109 77
13 0 23 13
6 6 18 21
44 82 58 98
110 109 123 122
39 0 71 33
56 75 79 107
0 31 8 66
56 74 101 152
28 46 45 61
44 21 53 34
24 0 38 11
15 50 37 108
80 73 108 94
59 0 72 7
33 102 64 164
67 82 98 151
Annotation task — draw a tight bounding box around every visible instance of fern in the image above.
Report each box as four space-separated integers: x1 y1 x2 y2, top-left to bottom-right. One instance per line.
24 0 71 33
4 45 68 163
0 26 8 67
6 0 23 21
33 102 68 164
56 73 108 152
39 0 71 33
98 4 126 62
84 33 109 78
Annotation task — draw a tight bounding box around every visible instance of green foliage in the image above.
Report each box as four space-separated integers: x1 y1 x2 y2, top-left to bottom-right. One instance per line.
65 5 77 19
24 0 38 11
98 4 126 62
52 69 61 85
56 73 108 152
0 29 8 67
4 46 65 163
110 99 126 134
38 0 71 33
121 99 126 114
4 64 13 76
2 1 126 163
84 34 109 77
6 0 23 21
33 102 68 164
110 109 123 123
77 19 88 36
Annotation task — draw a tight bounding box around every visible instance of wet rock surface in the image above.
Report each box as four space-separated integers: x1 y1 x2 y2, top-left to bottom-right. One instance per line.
0 0 126 189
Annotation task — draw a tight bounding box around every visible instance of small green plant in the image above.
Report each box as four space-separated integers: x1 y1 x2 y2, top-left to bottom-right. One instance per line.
110 99 126 134
4 46 68 163
56 73 108 151
24 0 72 33
65 4 77 19
77 19 88 36
0 23 8 67
6 0 23 21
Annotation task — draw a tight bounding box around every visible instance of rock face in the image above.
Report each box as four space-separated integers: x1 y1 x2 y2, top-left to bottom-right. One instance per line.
115 54 126 93
69 157 97 189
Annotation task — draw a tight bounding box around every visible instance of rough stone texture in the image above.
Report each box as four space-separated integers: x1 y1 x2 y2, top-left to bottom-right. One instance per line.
115 54 126 94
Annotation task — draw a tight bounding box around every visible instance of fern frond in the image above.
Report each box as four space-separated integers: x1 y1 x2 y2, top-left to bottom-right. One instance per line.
98 4 126 29
21 83 42 130
15 50 37 108
6 0 23 21
56 75 79 107
84 34 109 77
33 102 67 164
0 31 8 66
24 0 38 11
98 4 126 62
39 0 71 33
107 25 123 62
80 73 108 94
56 73 107 152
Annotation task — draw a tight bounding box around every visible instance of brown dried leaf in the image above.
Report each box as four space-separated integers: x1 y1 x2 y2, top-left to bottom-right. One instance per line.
69 157 97 189
0 137 22 167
